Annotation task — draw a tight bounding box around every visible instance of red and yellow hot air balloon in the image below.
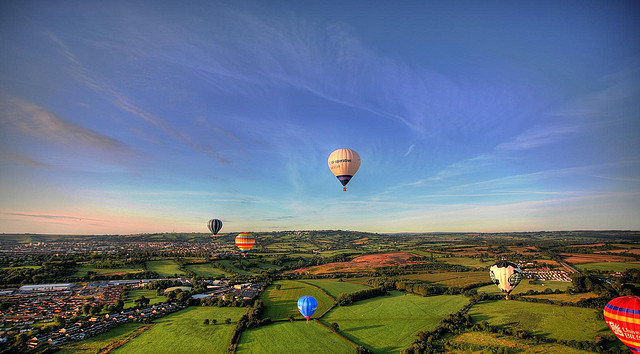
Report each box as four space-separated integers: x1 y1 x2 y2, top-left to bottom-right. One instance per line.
235 233 255 257
604 296 640 351
328 148 360 191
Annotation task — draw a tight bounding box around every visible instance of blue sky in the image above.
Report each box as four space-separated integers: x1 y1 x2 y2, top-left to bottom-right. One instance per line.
1 0 639 234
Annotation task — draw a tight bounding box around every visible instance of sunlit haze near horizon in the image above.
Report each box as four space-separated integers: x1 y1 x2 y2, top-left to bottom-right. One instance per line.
1 0 639 234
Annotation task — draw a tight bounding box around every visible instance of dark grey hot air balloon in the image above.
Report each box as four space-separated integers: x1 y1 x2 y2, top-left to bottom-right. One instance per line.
208 219 223 236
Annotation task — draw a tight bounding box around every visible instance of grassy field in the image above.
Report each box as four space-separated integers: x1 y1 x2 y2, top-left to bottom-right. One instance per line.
322 292 470 353
299 279 370 299
449 331 594 353
260 280 335 321
237 321 354 353
122 289 166 309
577 262 640 272
185 263 234 278
73 263 145 278
58 323 148 353
525 292 599 303
468 300 609 341
145 260 184 277
399 271 490 287
114 306 246 353
437 257 495 268
475 280 572 295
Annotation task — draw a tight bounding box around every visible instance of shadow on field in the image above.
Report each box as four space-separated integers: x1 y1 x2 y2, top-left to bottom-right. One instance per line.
348 324 384 332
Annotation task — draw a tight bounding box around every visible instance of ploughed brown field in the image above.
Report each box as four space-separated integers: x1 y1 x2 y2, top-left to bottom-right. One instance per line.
560 253 635 264
292 252 420 275
594 249 640 255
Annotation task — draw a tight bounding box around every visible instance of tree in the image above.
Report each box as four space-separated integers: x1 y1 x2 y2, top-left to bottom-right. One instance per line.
330 322 340 333
225 318 232 324
211 319 217 325
134 295 150 308
275 284 282 290
288 314 296 322
82 304 92 315
203 319 210 325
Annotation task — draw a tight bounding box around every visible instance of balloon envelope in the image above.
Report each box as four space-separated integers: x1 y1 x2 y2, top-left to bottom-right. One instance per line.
208 219 223 235
489 261 523 299
297 295 318 323
328 148 360 191
604 296 640 351
235 233 255 253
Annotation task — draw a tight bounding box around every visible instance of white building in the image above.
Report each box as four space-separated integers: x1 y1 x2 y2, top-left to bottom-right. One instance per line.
19 283 74 292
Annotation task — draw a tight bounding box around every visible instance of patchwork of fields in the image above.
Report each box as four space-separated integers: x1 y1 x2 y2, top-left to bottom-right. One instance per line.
322 292 470 353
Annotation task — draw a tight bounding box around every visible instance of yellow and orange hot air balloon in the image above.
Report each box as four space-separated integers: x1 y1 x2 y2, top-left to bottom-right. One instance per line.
328 148 360 191
235 233 255 257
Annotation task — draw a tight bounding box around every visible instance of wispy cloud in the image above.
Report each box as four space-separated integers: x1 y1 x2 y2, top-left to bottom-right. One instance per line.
0 151 49 168
0 96 135 155
4 211 103 223
46 32 230 163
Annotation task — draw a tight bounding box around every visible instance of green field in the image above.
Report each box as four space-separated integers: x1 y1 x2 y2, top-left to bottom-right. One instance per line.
322 292 470 353
114 306 246 353
437 257 495 268
73 263 145 278
123 289 166 309
146 260 184 277
525 292 599 303
468 300 609 341
260 280 335 320
400 271 490 287
237 321 354 353
449 331 594 353
577 262 640 272
475 280 571 295
58 323 147 353
185 263 233 277
299 279 370 299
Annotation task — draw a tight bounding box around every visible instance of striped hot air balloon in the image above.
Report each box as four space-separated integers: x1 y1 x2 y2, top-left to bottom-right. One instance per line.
208 219 222 236
604 296 640 352
235 233 255 257
328 148 360 191
489 261 523 300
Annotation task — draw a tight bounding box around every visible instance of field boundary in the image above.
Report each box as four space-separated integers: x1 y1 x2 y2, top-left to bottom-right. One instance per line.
296 280 338 319
315 319 360 349
98 324 153 353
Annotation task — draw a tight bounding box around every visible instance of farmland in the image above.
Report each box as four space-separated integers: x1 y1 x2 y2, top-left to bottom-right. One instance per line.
475 280 572 295
114 307 245 353
298 279 371 298
185 263 234 277
448 331 594 353
260 280 334 320
122 289 166 308
73 263 145 278
577 262 640 272
467 300 609 342
237 321 354 353
145 260 184 277
58 323 147 353
322 292 470 352
398 270 490 287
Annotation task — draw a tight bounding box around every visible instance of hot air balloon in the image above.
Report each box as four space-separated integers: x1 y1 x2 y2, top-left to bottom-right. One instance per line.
328 148 360 191
604 296 640 351
489 261 523 300
235 233 255 257
297 295 318 323
208 219 223 236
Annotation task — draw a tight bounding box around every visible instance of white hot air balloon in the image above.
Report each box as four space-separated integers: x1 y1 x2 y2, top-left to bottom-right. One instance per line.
328 148 360 191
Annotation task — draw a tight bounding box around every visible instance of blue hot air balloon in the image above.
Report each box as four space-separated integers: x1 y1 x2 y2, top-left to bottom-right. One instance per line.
297 296 318 323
